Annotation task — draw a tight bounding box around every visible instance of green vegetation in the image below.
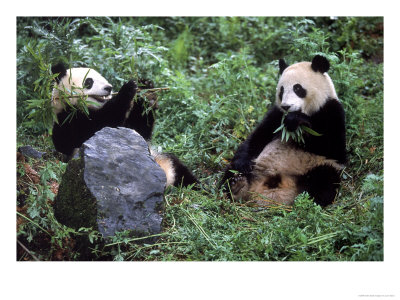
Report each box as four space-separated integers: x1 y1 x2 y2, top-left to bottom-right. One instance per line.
17 17 383 261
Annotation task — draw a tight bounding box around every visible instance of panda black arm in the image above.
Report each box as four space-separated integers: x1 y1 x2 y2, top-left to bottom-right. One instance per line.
306 99 347 163
125 97 155 141
223 105 283 180
242 105 284 162
91 80 137 128
52 114 77 157
52 110 96 157
124 79 157 141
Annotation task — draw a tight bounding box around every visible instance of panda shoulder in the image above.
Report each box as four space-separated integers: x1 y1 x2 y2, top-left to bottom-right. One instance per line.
319 98 345 115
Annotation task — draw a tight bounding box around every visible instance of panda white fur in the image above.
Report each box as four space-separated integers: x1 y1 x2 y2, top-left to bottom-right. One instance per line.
221 55 346 207
51 63 198 188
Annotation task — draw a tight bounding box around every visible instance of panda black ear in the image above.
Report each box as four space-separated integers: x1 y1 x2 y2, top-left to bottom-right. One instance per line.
51 63 67 83
279 59 288 75
311 55 330 73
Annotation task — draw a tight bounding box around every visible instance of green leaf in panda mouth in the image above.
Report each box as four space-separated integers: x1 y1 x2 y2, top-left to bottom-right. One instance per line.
273 112 323 144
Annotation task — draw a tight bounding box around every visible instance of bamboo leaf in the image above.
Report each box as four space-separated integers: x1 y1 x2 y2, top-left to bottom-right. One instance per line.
301 125 323 136
281 127 286 141
273 124 284 134
286 130 291 142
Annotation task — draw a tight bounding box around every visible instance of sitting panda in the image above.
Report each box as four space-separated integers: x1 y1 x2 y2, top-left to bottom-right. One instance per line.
51 63 198 188
221 55 346 207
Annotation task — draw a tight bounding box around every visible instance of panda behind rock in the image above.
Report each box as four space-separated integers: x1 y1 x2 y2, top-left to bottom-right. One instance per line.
51 63 198 188
221 55 346 207
51 63 140 158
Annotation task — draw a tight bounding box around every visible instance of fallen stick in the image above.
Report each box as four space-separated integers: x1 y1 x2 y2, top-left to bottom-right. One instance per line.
17 239 40 261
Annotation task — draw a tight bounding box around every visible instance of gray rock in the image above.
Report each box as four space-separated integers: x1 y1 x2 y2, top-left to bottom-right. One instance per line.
54 127 166 241
18 145 47 159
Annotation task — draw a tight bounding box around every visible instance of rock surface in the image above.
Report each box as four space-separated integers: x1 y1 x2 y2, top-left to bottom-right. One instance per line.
18 145 47 159
54 127 166 240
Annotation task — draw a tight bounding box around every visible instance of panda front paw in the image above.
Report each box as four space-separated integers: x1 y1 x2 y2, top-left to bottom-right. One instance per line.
284 111 311 132
138 78 158 109
138 78 154 90
117 80 137 101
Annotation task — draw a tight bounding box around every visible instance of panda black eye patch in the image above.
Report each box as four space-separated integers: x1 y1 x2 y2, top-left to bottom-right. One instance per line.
293 84 307 98
279 86 284 100
84 78 94 89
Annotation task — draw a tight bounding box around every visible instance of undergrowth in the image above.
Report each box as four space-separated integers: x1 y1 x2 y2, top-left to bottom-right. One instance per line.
16 17 383 261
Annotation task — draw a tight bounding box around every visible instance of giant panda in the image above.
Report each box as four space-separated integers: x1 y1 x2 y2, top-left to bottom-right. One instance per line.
51 63 198 188
221 55 346 207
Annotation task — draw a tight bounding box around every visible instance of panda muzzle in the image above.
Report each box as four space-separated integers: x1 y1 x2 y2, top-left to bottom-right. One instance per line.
91 95 112 102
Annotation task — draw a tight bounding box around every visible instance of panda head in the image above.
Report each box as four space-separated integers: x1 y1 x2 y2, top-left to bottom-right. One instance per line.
276 55 338 116
51 63 113 114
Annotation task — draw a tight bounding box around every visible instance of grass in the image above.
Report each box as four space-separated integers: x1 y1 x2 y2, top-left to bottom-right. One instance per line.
16 17 383 261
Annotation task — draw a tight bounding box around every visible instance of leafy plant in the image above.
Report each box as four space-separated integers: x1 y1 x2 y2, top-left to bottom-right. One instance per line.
16 17 383 261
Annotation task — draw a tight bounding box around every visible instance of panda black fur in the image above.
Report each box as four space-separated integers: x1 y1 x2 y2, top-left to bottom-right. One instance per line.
151 150 199 188
221 55 346 207
51 63 198 188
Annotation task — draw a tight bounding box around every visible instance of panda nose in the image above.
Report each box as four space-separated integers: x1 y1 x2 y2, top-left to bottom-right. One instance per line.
104 85 112 93
281 105 290 111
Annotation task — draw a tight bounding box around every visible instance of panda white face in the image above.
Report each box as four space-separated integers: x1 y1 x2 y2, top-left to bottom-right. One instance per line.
52 67 113 114
276 59 337 116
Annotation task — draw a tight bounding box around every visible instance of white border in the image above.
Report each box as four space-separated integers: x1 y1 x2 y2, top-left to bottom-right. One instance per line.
3 1 399 299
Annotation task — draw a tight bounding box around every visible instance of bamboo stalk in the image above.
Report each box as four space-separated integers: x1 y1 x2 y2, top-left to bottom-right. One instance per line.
60 87 170 99
111 86 170 96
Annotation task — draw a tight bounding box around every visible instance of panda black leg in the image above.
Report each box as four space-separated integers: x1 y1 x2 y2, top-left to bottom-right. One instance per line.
229 173 247 195
154 152 199 189
167 153 199 188
220 168 252 198
297 165 341 207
